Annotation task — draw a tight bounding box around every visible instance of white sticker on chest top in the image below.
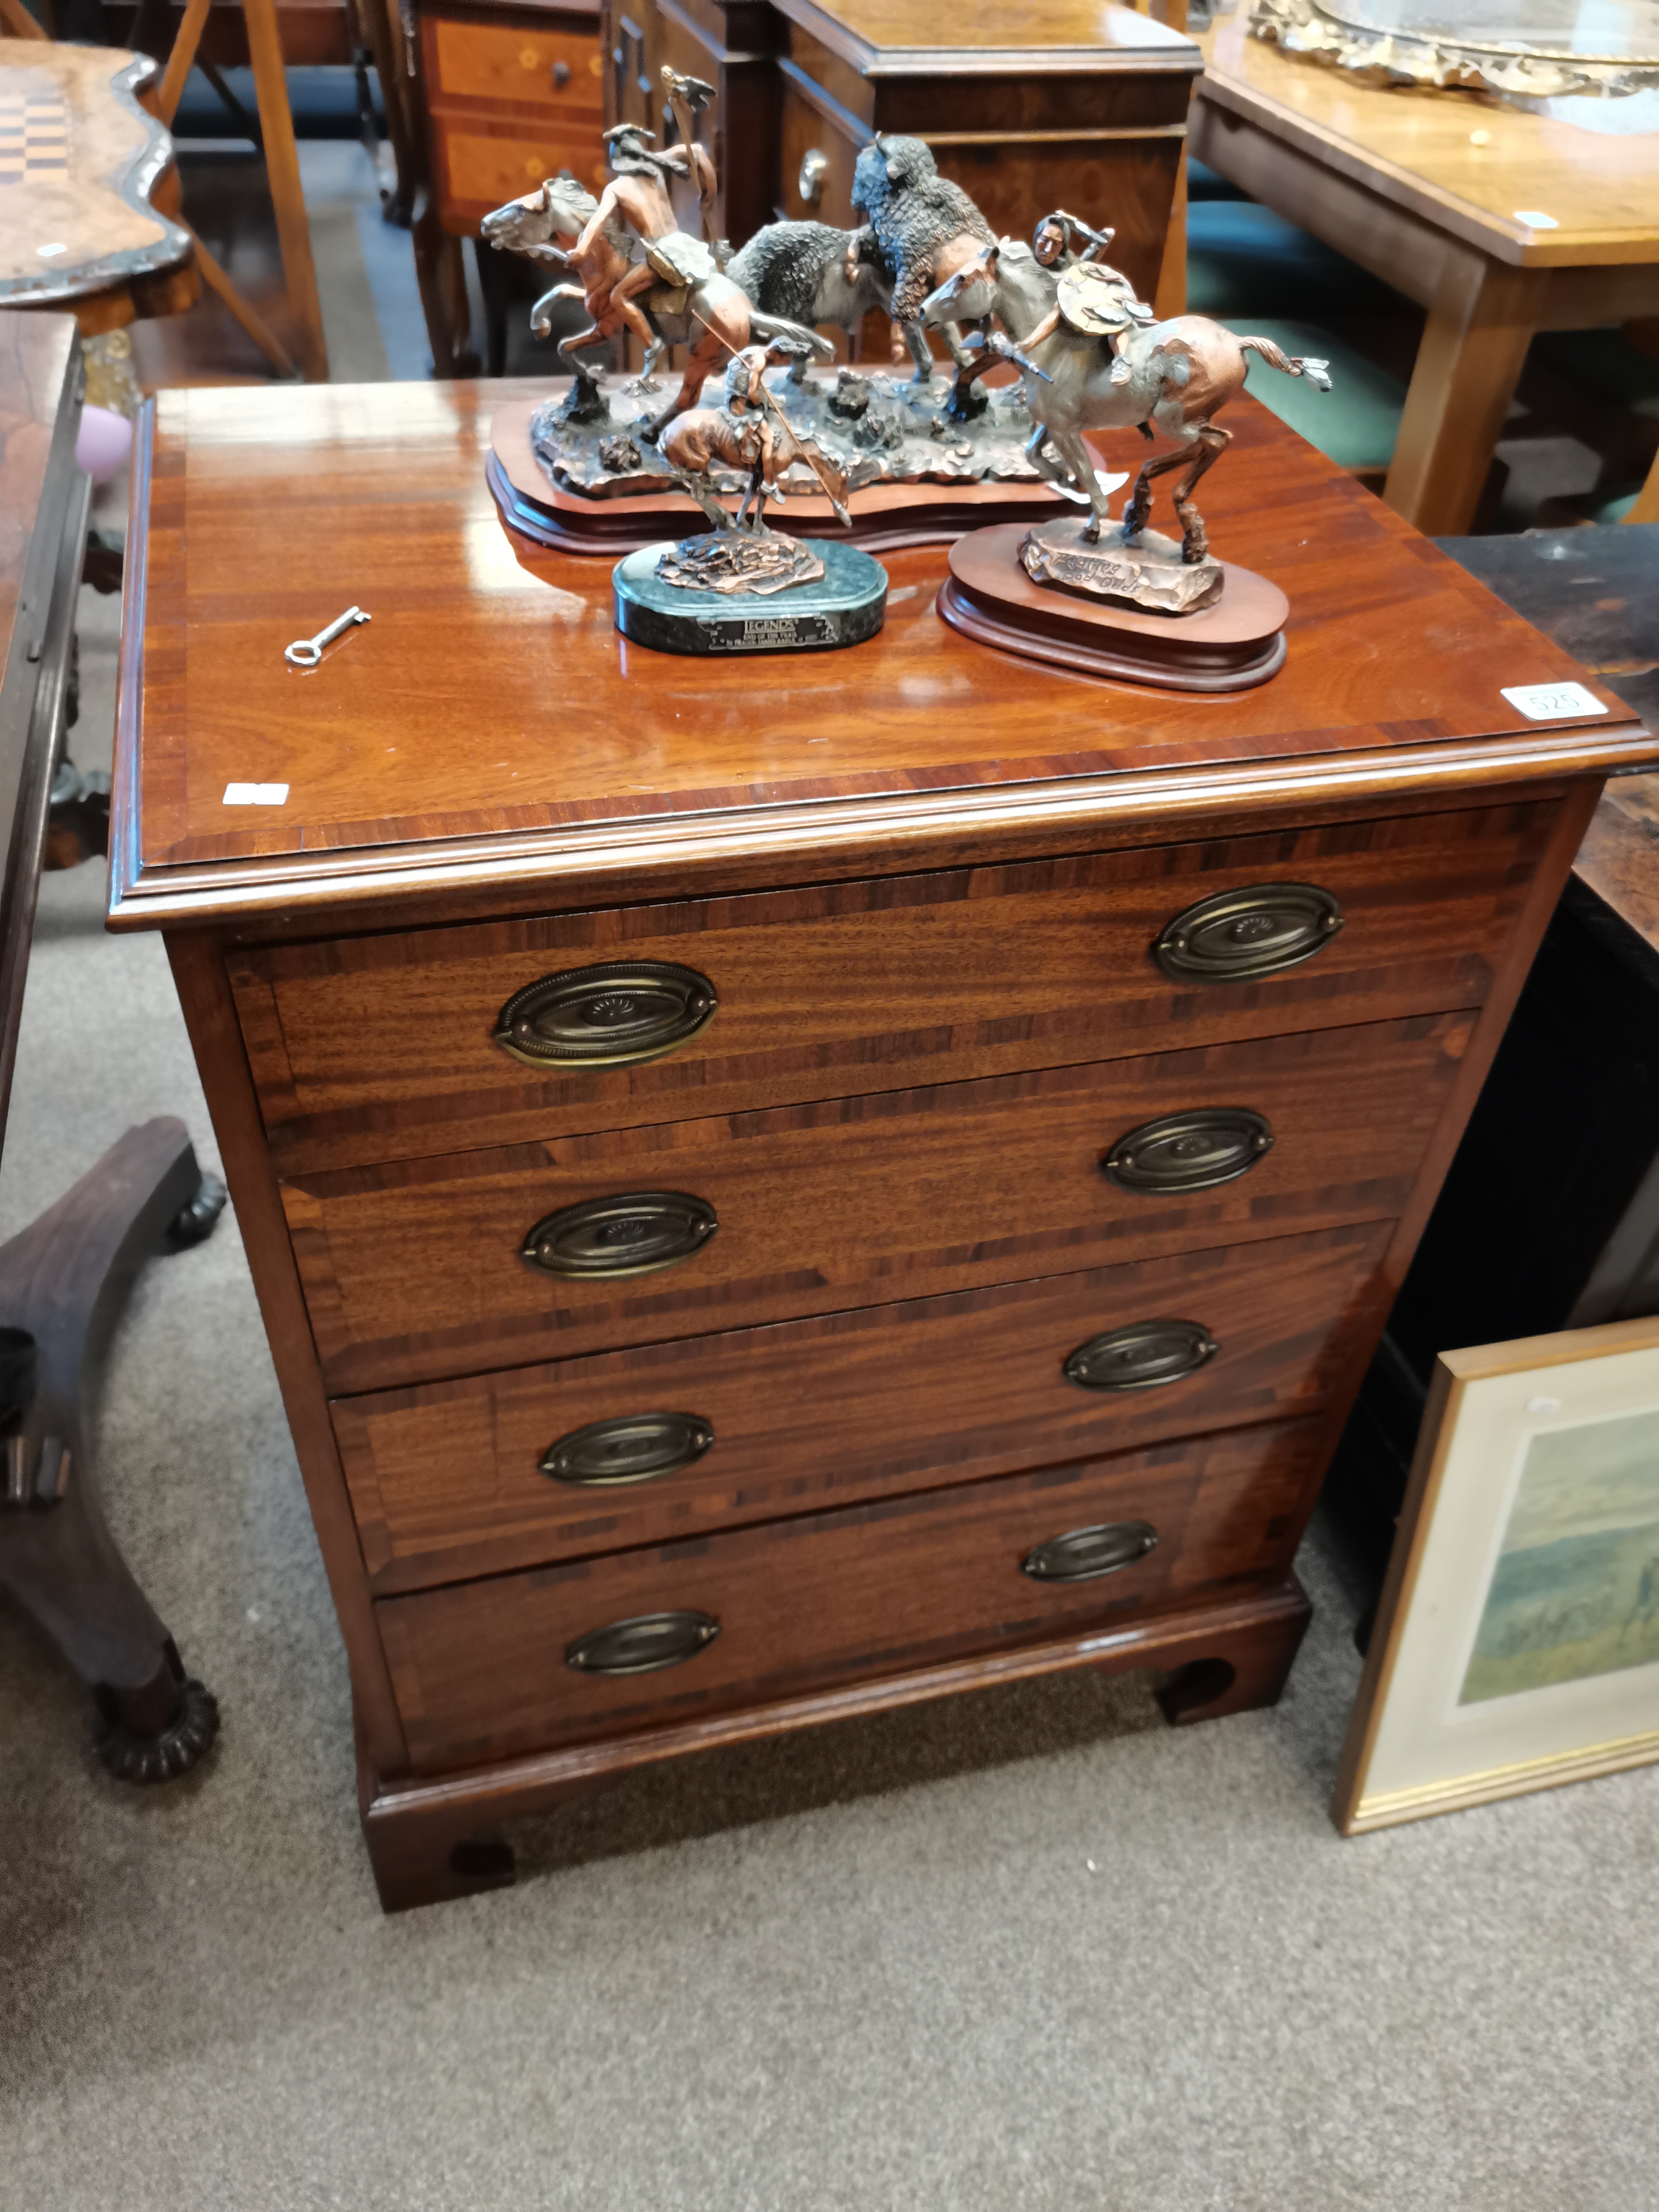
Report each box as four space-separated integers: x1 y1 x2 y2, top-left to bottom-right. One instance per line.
223 782 290 805
1500 682 1608 721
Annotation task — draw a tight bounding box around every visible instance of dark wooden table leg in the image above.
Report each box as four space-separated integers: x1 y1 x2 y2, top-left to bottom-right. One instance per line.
1154 1578 1313 1726
0 1117 226 1779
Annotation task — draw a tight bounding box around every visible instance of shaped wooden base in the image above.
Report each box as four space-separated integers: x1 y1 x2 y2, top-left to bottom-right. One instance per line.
487 397 1071 557
940 521 1291 692
359 1578 1311 1911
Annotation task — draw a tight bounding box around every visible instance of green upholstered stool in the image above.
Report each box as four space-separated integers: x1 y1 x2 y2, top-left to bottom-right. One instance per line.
1187 158 1250 202
1533 329 1659 423
1187 202 1407 322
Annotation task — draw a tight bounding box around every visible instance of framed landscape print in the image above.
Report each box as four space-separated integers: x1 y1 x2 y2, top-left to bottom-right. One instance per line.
1334 1313 1659 1835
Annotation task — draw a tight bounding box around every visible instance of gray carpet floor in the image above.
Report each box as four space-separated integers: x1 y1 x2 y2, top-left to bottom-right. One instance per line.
2 595 1658 2212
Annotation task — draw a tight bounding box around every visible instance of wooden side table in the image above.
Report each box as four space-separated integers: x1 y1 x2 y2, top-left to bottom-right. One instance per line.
1191 16 1659 537
108 377 1650 1907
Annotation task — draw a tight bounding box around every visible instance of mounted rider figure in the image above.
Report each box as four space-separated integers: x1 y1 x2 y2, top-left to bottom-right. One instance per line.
577 102 718 373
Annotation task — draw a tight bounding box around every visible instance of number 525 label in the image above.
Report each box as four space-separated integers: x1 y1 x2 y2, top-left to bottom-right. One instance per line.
1501 681 1608 721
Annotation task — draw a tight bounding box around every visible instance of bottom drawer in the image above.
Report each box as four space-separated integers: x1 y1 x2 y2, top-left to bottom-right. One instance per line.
433 117 607 227
377 1418 1322 1773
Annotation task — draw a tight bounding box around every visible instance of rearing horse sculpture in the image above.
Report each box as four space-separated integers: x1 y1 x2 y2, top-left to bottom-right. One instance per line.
924 246 1330 563
480 176 832 436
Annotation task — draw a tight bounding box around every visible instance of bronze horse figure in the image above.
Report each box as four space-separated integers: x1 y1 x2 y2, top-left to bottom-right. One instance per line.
657 402 851 531
481 176 832 435
926 242 1330 562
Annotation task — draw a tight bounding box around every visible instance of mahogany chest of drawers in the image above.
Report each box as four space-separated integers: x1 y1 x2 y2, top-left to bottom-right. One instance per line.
109 379 1649 1909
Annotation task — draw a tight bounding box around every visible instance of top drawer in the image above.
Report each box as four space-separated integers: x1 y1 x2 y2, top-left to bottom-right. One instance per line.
425 15 604 115
230 804 1552 1173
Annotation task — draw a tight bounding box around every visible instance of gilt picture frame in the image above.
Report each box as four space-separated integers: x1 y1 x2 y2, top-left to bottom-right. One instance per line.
1334 1313 1659 1835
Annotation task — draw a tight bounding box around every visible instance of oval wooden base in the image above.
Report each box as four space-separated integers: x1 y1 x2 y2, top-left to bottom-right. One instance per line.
487 399 1072 557
940 523 1291 693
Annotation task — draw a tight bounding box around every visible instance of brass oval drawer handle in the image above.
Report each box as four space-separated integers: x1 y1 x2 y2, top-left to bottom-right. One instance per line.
1104 1106 1274 1194
1154 882 1343 984
799 147 830 205
522 1191 717 1279
1022 1519 1158 1583
1063 1318 1217 1392
566 1610 721 1675
493 959 717 1069
541 1410 714 1486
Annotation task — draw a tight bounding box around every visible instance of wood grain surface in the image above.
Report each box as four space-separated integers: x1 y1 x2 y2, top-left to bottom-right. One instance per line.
335 1217 1389 1589
108 381 1646 936
375 1413 1322 1771
287 1019 1455 1392
235 802 1547 1172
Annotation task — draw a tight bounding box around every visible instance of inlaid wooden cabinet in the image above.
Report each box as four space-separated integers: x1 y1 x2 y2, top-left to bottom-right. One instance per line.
421 0 607 234
111 380 1650 1908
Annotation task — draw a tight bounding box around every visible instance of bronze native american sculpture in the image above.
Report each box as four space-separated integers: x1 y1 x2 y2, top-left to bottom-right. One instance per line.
478 85 831 435
480 75 1331 684
612 346 886 656
481 94 1074 544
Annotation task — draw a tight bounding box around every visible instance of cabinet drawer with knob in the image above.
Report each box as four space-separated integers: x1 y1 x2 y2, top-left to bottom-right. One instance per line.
373 1415 1325 1772
334 1219 1389 1588
426 15 603 112
230 804 1551 1175
288 1014 1463 1392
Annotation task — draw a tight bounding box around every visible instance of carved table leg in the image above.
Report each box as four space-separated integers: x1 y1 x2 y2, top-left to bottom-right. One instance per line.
1154 1580 1313 1727
0 1118 227 1778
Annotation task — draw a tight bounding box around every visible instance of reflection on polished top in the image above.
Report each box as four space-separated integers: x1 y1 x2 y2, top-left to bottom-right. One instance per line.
1203 14 1659 257
108 378 1642 927
772 0 1201 65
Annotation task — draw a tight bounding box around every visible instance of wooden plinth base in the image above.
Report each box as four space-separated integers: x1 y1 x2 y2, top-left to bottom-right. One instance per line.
940 522 1291 692
359 1577 1311 1912
486 399 1070 557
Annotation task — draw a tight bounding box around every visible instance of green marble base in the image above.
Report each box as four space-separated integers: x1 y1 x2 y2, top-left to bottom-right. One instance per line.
613 537 888 657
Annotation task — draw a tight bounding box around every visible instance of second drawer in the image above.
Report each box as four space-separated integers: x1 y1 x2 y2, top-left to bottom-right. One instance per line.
290 1013 1465 1392
337 1218 1390 1589
375 1416 1325 1773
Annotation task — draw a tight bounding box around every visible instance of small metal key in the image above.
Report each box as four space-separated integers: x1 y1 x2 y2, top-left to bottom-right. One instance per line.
285 605 370 669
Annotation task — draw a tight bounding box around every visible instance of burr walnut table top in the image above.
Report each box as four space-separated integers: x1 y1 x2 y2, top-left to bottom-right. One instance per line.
109 377 1647 935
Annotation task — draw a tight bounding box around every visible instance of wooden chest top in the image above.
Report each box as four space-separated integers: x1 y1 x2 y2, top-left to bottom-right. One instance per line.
769 0 1201 76
109 378 1647 933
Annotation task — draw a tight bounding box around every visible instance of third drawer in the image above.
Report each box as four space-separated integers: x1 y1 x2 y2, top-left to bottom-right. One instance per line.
335 1217 1392 1590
